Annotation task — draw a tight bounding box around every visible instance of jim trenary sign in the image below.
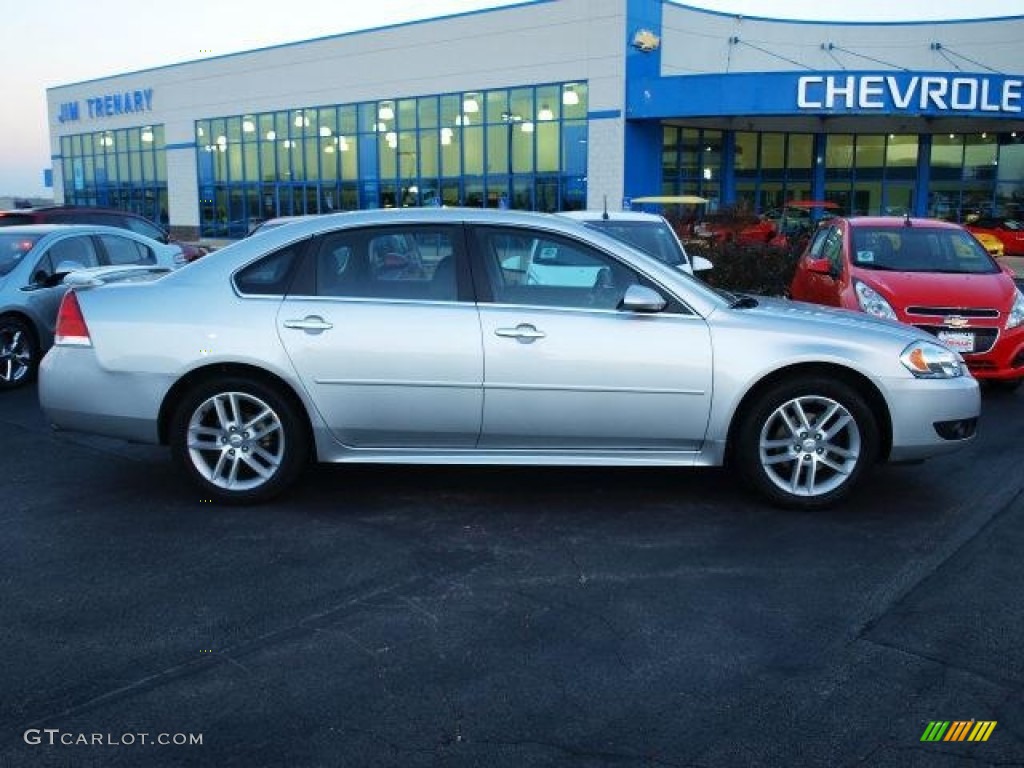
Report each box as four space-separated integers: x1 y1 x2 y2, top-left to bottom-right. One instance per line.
797 74 1022 114
57 88 154 123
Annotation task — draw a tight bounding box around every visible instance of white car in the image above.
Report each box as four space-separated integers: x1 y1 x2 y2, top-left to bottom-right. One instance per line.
558 210 712 275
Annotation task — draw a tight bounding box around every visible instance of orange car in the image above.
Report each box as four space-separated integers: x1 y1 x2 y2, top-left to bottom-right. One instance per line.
965 216 1024 256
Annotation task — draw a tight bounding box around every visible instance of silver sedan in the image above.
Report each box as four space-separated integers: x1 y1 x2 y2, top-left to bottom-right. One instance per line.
39 209 980 509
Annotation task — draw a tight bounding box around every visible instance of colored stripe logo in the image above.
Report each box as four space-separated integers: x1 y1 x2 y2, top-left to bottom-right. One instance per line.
921 721 997 742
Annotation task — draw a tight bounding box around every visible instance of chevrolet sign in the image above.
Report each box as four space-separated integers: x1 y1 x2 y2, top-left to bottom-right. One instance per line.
797 75 1022 114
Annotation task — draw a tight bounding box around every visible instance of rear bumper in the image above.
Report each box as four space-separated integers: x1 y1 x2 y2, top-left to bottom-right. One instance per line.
39 347 169 444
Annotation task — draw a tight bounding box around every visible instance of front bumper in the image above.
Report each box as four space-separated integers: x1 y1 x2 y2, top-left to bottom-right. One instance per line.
884 375 981 462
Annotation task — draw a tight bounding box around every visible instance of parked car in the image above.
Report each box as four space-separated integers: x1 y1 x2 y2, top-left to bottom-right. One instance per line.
789 216 1024 391
964 216 1024 256
970 231 1006 258
0 224 181 389
0 205 207 262
557 210 712 275
40 209 979 509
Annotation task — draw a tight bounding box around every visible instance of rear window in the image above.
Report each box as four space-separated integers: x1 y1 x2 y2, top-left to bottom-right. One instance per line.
234 243 304 295
0 233 41 276
582 219 686 267
851 227 999 275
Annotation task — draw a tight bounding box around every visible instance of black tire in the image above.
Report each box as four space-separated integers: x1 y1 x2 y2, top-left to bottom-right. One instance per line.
0 316 40 391
735 377 879 510
169 376 310 504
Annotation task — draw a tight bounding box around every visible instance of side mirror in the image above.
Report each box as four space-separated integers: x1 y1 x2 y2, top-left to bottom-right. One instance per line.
620 284 667 313
805 257 835 277
691 255 713 273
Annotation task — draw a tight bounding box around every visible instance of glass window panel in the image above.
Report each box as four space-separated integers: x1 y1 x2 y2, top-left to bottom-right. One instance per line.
258 114 275 143
127 130 141 152
226 116 242 144
487 124 510 176
509 88 534 122
562 121 586 176
441 126 461 177
260 139 276 182
117 153 130 183
397 99 416 132
535 85 560 123
825 134 854 178
886 134 918 167
243 143 259 182
155 149 166 183
440 94 462 129
320 139 338 181
340 135 358 179
277 136 293 181
129 151 142 183
536 122 559 173
734 132 757 173
761 133 785 170
397 132 417 181
788 134 812 169
562 82 586 120
379 132 397 178
931 134 964 175
338 105 357 135
486 90 509 125
241 115 258 142
305 138 320 182
417 97 438 130
462 126 484 176
419 129 439 178
855 135 885 170
511 121 533 173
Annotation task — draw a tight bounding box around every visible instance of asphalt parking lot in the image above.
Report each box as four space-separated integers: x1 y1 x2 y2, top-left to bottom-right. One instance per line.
1 382 1023 767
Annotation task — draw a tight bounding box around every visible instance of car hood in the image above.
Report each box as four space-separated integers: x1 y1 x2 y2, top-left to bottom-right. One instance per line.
852 269 1016 311
736 295 927 344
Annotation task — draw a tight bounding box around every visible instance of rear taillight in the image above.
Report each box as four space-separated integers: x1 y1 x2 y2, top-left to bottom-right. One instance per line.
55 292 92 347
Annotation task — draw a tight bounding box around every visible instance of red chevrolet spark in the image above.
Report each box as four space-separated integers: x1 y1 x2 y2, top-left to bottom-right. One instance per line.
790 216 1024 391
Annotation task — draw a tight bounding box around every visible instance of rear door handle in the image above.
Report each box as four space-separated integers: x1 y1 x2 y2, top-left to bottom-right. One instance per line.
495 324 546 342
283 316 334 332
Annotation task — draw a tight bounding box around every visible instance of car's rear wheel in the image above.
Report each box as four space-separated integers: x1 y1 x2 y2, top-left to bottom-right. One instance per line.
170 377 309 504
736 377 879 510
0 317 39 390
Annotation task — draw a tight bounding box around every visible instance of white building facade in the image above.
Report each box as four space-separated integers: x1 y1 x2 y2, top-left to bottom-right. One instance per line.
46 0 1023 239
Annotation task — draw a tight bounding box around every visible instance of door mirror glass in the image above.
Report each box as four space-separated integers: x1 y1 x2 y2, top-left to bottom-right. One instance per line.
805 257 834 276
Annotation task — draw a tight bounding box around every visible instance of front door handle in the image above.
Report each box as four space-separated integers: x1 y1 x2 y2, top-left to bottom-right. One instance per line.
283 316 334 332
495 324 546 342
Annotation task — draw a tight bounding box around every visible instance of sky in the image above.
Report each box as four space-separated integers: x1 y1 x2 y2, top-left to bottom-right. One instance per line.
1 0 1021 198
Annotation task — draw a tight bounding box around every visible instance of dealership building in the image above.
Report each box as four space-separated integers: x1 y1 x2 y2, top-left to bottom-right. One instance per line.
46 0 1024 240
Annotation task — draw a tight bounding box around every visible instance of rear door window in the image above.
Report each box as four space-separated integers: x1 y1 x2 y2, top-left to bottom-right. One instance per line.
97 234 157 266
48 235 100 269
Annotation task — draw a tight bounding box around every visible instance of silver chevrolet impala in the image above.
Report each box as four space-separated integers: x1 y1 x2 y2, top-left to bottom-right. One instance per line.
39 209 980 509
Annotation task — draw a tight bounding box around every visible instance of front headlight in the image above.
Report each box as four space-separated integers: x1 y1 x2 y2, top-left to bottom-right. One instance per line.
900 341 964 379
854 279 898 321
1007 289 1024 330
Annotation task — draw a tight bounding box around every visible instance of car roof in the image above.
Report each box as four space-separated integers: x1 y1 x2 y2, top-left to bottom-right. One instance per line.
0 223 159 238
557 210 667 223
844 216 965 230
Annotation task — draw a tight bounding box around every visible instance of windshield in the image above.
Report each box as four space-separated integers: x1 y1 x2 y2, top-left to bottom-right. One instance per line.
851 227 999 275
582 219 686 267
0 233 41 276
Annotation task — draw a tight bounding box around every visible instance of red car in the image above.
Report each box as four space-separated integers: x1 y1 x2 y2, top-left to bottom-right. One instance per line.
790 216 1024 391
965 216 1024 256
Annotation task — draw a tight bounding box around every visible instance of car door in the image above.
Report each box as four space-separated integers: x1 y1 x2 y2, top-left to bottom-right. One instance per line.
797 226 844 307
275 224 484 448
469 225 713 451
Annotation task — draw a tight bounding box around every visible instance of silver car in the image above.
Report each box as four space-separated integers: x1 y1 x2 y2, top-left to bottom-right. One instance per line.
39 209 980 509
0 224 183 389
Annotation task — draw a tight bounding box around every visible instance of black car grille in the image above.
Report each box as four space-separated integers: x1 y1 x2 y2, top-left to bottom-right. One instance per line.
916 325 999 354
906 306 1000 319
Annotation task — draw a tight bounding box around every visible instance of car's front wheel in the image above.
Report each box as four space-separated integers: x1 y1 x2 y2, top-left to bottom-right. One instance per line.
735 377 879 510
0 316 39 390
170 377 309 504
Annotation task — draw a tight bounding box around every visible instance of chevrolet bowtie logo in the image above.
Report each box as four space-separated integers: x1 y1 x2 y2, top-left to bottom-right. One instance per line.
632 28 661 52
944 316 970 328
